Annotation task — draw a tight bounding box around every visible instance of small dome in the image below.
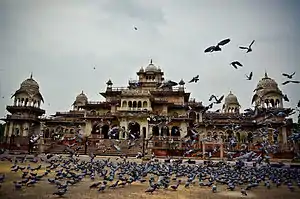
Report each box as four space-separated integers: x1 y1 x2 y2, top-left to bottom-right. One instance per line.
179 79 185 85
139 67 144 72
76 91 88 102
225 91 239 105
255 72 279 91
106 79 113 86
20 74 39 90
145 59 158 72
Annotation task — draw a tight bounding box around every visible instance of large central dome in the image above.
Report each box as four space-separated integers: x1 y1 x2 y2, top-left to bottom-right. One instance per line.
145 59 158 72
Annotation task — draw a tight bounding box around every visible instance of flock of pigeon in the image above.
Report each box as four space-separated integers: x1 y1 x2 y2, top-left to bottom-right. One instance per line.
0 152 299 198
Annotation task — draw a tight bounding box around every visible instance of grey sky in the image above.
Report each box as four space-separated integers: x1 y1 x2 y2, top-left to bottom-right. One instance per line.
0 0 300 121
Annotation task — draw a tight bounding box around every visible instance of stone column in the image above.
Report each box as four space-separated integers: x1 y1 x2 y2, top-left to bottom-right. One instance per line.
220 142 224 159
202 142 206 159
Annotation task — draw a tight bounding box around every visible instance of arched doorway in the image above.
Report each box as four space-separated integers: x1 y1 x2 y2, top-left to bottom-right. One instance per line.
189 111 197 121
247 132 253 143
91 121 101 135
110 125 119 139
152 126 159 136
171 126 180 137
160 126 169 136
236 132 241 142
128 122 140 139
101 125 109 139
226 130 233 141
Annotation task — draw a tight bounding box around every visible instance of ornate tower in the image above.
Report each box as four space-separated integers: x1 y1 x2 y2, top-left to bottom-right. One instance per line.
73 91 88 111
2 74 45 141
136 59 165 89
222 91 240 113
251 72 283 108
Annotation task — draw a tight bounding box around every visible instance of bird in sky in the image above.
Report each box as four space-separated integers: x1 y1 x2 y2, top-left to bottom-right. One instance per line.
282 72 296 79
239 40 255 53
246 72 253 80
188 75 199 83
282 80 300 85
230 61 243 69
204 38 231 53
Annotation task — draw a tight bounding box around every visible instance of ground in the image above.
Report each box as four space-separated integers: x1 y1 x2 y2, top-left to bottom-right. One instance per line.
0 156 299 199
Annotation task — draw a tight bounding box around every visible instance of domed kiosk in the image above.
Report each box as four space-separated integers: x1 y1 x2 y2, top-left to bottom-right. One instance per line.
252 72 283 108
223 91 240 113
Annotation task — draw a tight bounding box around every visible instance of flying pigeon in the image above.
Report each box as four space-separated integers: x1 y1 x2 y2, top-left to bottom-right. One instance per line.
239 40 255 53
204 38 231 53
189 75 199 83
282 80 300 85
230 61 243 69
282 72 296 79
246 72 253 80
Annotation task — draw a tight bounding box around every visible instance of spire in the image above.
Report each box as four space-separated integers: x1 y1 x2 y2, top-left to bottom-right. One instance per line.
264 70 268 78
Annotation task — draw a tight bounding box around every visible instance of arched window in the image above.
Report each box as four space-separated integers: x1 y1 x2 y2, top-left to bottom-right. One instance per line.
143 101 148 107
160 126 169 136
189 111 197 120
152 126 159 136
137 101 142 108
128 101 132 108
133 101 137 108
122 101 127 107
171 126 180 137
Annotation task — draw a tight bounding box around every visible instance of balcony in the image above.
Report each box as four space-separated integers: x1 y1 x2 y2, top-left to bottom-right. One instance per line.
117 107 152 112
3 115 40 121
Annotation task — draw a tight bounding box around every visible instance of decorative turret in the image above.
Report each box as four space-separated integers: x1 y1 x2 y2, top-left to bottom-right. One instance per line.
73 91 88 110
251 72 283 108
106 79 113 91
178 79 185 92
3 74 45 138
136 59 165 89
223 91 240 113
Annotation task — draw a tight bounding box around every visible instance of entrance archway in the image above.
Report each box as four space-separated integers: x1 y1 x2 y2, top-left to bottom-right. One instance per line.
101 125 109 139
91 121 101 135
128 122 140 139
171 126 180 137
160 126 169 136
152 126 159 136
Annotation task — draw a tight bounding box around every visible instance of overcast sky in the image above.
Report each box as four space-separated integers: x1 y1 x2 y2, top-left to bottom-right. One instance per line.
0 0 299 122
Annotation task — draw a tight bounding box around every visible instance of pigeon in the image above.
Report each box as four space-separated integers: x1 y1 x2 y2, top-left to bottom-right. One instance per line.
204 38 230 53
246 72 253 80
283 94 289 102
230 61 243 69
282 72 295 79
159 80 178 88
282 80 300 85
188 75 199 83
239 40 255 53
209 95 224 104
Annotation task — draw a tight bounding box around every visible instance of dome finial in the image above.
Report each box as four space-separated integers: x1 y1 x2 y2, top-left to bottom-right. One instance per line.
264 70 268 78
229 91 232 94
150 59 153 64
30 72 33 79
81 90 84 94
